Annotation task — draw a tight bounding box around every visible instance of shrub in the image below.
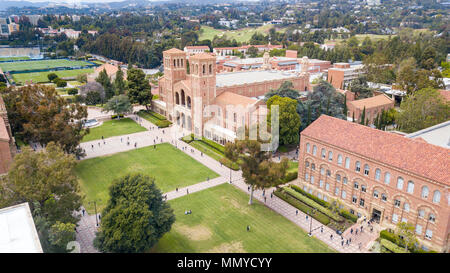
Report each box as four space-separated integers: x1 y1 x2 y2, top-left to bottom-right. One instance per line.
339 209 358 223
67 88 78 95
283 187 342 222
85 91 102 105
380 239 409 253
380 230 400 245
290 185 331 208
47 73 58 81
275 189 330 225
155 119 171 128
219 157 240 171
111 114 124 119
55 79 67 88
200 138 225 154
283 171 298 183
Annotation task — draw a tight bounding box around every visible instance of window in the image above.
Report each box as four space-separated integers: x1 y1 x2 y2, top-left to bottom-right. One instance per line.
335 187 339 196
341 190 346 199
303 186 307 191
418 209 425 218
361 185 367 193
343 177 348 184
401 217 408 223
429 214 436 223
318 193 322 199
337 155 343 165
359 198 365 207
306 143 310 153
415 225 422 235
432 190 441 204
364 164 370 176
355 161 361 172
345 157 350 169
421 186 429 199
384 172 391 184
397 177 404 190
392 213 398 223
305 173 309 181
394 199 401 207
328 151 333 161
407 181 414 194
425 229 433 240
305 161 310 168
312 145 317 156
354 182 359 189
311 164 315 170
209 64 212 74
352 196 357 203
320 167 325 175
326 170 331 177
323 196 328 202
404 203 410 212
373 190 379 198
325 183 330 191
308 189 313 194
381 194 387 202
310 175 314 184
336 174 341 182
321 148 326 159
375 169 381 181
319 180 324 188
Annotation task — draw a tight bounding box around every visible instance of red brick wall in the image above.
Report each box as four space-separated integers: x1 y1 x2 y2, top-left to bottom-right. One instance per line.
0 140 12 174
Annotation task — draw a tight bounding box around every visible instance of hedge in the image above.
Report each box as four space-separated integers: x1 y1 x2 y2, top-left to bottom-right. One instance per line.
380 239 409 253
290 184 331 208
201 137 225 153
274 190 330 225
155 119 171 128
339 209 358 223
283 187 343 222
283 171 298 183
380 230 400 245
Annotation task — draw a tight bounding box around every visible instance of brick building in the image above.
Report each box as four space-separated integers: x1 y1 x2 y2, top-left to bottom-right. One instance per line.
183 46 210 56
347 94 395 124
0 96 14 174
327 62 365 89
297 115 450 252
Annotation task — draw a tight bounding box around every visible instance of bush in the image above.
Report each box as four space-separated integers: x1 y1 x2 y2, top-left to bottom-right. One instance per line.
85 91 102 105
380 230 400 245
380 239 409 253
47 73 58 81
275 189 330 225
283 187 342 222
55 79 67 88
283 171 298 183
155 119 171 128
111 114 124 119
290 185 331 208
67 88 78 95
339 209 358 223
219 157 240 171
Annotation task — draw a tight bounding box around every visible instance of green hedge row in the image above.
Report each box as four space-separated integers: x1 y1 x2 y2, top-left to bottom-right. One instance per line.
339 209 358 223
284 171 298 183
219 157 240 171
201 137 226 153
380 239 409 253
290 185 331 208
274 190 330 225
155 119 171 128
283 187 343 222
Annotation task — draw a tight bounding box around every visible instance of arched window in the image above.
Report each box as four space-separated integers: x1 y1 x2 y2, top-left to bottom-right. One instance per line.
187 96 191 109
209 64 212 74
311 163 315 170
407 181 414 194
345 157 350 169
175 92 180 105
328 151 333 161
337 155 343 165
312 145 317 156
320 167 325 175
397 177 404 190
181 59 184 67
418 209 425 218
429 213 436 222
343 177 348 184
202 64 206 74
364 164 370 176
354 182 359 189
384 172 391 184
305 161 310 168
181 90 186 106
375 169 381 181
306 143 310 153
432 190 441 203
355 161 361 172
173 59 176 67
321 148 326 159
403 203 410 212
177 59 180 67
336 174 341 182
421 186 429 199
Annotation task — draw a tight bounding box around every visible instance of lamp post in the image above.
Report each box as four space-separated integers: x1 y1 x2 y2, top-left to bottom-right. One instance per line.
89 200 100 227
308 208 316 236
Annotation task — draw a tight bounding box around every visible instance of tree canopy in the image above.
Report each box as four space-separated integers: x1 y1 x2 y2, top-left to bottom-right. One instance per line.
127 68 153 110
267 95 301 146
103 95 133 118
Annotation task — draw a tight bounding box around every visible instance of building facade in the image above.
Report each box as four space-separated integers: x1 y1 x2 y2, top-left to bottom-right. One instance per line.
0 96 15 175
297 115 450 252
347 94 395 124
327 63 365 89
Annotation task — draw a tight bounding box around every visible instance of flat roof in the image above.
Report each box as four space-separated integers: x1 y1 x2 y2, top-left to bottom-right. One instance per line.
0 203 43 253
216 70 299 87
406 120 450 149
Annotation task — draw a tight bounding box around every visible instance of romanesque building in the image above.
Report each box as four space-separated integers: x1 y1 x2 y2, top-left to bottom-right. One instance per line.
297 115 450 252
155 48 310 144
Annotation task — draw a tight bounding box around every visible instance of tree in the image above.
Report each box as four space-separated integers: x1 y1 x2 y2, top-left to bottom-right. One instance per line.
395 222 418 252
103 95 132 118
360 106 366 125
47 73 58 82
225 140 288 205
264 81 300 101
48 221 76 253
94 173 175 253
127 68 152 110
114 67 126 95
396 88 450 133
267 95 301 146
350 76 373 99
0 85 88 156
397 58 418 94
247 46 259 58
96 69 115 100
55 79 67 88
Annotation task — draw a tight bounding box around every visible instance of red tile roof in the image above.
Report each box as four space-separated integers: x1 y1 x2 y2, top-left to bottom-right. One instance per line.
349 94 394 110
301 115 450 185
0 116 10 142
185 46 210 50
438 89 450 102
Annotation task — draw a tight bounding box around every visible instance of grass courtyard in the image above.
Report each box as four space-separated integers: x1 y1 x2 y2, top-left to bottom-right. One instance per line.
81 118 147 143
76 143 219 213
12 68 94 84
198 25 286 43
151 183 334 253
0 59 92 72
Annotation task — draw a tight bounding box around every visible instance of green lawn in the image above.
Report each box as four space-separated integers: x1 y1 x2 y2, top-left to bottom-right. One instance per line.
0 56 30 61
287 161 298 173
76 143 219 213
81 118 147 143
199 25 286 43
12 68 93 84
151 183 334 253
0 59 92 72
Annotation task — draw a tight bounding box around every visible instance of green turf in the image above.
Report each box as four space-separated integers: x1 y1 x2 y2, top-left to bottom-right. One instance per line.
0 56 30 61
0 59 92 72
287 161 298 173
151 183 335 253
12 68 93 84
76 143 219 213
199 25 286 43
81 118 147 143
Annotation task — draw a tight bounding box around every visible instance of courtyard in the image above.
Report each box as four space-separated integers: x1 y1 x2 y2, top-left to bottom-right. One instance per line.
75 143 220 213
151 183 335 253
81 118 147 143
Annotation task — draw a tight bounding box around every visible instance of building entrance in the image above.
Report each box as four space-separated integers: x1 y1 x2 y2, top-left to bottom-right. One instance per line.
372 208 382 223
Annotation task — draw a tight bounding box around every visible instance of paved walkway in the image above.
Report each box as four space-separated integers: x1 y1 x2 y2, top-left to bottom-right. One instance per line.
75 118 378 253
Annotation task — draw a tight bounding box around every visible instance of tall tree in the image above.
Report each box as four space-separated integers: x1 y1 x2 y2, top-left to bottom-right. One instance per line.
94 173 175 253
267 95 301 146
102 95 133 119
395 222 418 252
114 67 126 95
127 68 152 110
96 69 115 100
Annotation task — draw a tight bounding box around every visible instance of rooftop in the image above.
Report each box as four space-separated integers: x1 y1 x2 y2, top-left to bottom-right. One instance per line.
406 120 450 149
216 70 299 88
301 115 450 186
0 203 43 253
214 91 259 107
0 116 9 141
349 94 394 109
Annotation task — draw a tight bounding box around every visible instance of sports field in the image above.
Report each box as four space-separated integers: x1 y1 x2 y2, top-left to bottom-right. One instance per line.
0 59 92 72
12 68 93 84
151 183 334 253
198 25 286 43
0 56 30 62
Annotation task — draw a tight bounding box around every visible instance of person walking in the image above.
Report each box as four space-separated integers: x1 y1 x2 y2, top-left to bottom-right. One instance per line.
270 193 273 198
264 196 266 203
91 144 94 150
246 225 250 232
341 240 344 247
176 187 178 192
82 209 85 216
320 226 323 233
330 234 333 240
134 142 137 148
296 210 298 216
351 228 353 234
186 188 189 194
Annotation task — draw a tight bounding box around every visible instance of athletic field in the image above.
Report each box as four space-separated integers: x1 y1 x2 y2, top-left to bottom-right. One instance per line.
0 59 92 72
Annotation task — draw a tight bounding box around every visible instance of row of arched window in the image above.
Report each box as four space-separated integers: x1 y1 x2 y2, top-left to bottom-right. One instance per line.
175 90 191 109
304 142 442 204
192 63 213 75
